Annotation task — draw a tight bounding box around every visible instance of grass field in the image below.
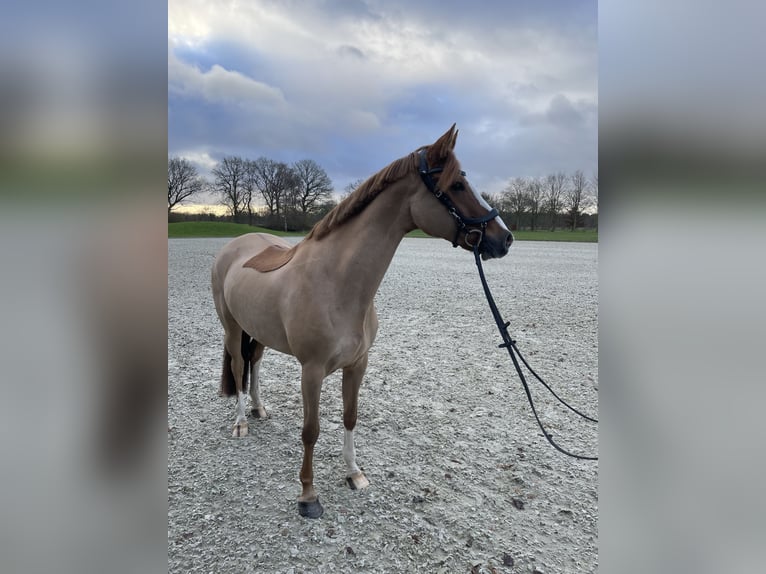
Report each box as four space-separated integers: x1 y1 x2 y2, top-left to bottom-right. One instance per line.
168 221 597 242
168 222 298 238
511 229 598 242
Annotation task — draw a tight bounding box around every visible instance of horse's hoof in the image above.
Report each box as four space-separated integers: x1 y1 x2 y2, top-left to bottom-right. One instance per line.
347 472 370 491
298 498 324 519
251 406 268 419
231 422 249 437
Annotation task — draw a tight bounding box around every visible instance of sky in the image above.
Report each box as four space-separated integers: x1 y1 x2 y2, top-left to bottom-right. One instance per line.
168 0 597 203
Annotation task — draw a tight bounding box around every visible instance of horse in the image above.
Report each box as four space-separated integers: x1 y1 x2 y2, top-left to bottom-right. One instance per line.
211 124 512 518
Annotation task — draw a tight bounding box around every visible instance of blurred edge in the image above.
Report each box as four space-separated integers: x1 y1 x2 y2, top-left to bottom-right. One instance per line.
600 1 766 573
2 0 766 573
0 2 167 574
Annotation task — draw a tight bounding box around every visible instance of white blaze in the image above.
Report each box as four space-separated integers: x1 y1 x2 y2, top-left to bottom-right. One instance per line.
470 183 510 231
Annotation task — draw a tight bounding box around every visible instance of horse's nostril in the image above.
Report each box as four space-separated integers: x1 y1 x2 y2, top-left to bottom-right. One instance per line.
505 232 514 247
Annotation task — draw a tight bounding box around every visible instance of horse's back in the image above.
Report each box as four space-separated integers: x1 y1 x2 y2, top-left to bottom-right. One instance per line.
212 233 293 306
213 233 292 277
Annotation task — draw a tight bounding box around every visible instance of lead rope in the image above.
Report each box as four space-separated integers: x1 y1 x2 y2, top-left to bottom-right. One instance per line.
472 242 598 461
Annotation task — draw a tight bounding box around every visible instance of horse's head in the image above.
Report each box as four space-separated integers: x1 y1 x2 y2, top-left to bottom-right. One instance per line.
410 124 513 260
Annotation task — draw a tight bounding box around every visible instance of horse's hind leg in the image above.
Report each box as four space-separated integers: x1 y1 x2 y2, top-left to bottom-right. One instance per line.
223 328 253 437
342 353 370 491
248 343 268 419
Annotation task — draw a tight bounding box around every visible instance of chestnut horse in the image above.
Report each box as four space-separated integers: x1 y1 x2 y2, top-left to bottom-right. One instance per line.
211 125 512 518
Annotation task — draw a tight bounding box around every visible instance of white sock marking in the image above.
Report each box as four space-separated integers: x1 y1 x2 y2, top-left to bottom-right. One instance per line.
343 428 360 477
235 391 248 424
249 361 263 409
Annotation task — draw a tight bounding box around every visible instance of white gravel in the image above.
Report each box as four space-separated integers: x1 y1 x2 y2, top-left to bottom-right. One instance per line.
168 237 598 573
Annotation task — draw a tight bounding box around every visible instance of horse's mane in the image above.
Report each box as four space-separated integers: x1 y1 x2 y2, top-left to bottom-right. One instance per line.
305 146 463 241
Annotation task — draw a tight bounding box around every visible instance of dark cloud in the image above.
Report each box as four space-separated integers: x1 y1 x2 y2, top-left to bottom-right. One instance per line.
546 94 585 127
337 44 366 60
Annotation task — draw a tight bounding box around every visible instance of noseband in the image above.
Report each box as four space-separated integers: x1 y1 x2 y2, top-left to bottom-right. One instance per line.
418 149 498 248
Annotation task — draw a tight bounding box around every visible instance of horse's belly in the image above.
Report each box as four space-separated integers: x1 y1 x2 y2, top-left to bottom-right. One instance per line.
300 309 378 374
224 271 293 355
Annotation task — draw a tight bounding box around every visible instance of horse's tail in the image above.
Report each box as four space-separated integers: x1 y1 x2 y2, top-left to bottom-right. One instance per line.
219 330 256 397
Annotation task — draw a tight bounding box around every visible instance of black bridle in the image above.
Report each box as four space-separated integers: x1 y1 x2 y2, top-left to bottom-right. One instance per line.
418 149 498 249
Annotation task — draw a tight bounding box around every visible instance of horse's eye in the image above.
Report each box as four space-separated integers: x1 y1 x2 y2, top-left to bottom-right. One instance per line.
451 181 465 192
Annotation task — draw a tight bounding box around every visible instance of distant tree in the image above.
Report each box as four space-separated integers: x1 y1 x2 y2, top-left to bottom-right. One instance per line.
243 160 260 225
342 178 365 199
565 170 587 231
527 177 544 231
313 199 337 220
250 157 277 216
292 159 334 215
251 157 298 218
212 156 248 220
504 177 529 230
168 157 203 214
544 172 567 231
480 191 499 206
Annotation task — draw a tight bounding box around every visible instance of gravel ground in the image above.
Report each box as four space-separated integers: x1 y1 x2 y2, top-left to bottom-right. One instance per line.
168 237 598 573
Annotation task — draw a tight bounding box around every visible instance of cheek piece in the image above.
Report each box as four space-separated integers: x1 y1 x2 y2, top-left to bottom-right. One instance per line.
417 149 498 248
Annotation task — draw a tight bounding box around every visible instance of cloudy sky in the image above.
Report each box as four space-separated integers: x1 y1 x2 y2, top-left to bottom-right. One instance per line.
169 0 597 202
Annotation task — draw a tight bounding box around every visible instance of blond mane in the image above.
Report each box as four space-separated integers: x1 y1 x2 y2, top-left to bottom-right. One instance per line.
305 146 464 241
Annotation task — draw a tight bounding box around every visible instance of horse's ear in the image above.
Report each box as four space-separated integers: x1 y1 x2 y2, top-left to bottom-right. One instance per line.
428 123 458 164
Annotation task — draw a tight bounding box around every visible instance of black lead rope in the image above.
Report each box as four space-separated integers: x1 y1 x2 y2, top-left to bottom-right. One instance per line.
472 243 598 461
417 148 596 459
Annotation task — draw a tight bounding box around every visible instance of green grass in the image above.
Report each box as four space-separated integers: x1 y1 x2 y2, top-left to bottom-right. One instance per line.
405 229 431 238
169 221 597 242
408 229 598 242
168 221 303 238
511 229 598 242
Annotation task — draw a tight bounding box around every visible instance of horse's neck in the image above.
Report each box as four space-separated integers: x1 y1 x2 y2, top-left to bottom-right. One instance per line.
307 180 415 306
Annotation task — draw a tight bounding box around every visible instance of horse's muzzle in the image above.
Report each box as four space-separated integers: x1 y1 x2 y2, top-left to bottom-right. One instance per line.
480 230 513 260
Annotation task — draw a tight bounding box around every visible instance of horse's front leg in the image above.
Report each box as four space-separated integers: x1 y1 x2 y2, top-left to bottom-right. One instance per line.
297 363 324 518
342 353 370 490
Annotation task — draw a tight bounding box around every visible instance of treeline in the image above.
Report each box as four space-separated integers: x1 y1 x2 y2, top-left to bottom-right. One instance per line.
169 156 597 232
169 155 337 230
482 170 598 231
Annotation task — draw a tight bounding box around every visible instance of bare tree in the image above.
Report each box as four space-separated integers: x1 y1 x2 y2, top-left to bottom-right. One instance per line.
544 172 567 231
251 157 299 222
342 178 365 199
313 198 338 219
565 170 587 231
250 157 277 216
292 159 333 215
479 191 498 206
274 163 299 218
527 177 544 231
212 156 248 220
168 157 203 214
242 160 261 226
504 177 529 230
